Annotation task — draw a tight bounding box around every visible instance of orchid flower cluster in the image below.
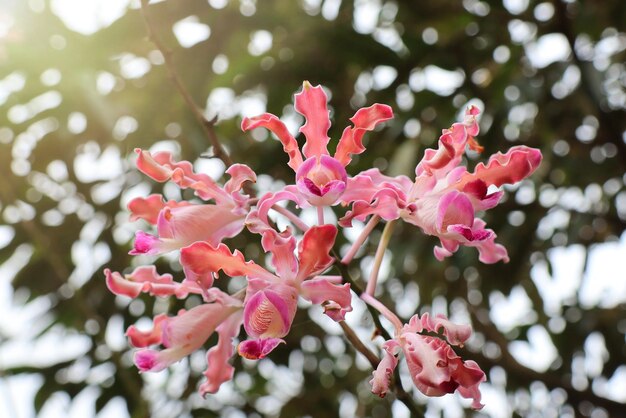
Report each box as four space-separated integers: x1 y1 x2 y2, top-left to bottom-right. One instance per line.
104 81 541 409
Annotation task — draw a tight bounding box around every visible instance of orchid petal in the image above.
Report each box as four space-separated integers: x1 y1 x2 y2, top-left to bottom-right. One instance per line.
238 338 285 360
224 163 257 195
126 313 168 347
134 149 231 202
133 301 240 372
436 191 474 232
180 242 277 282
460 145 542 188
243 284 298 339
261 228 298 280
242 114 303 171
156 203 245 247
300 278 352 321
370 340 399 397
296 225 337 281
335 103 393 166
128 194 185 224
104 266 202 299
200 310 243 395
294 81 331 158
418 313 473 346
246 187 309 236
341 169 411 205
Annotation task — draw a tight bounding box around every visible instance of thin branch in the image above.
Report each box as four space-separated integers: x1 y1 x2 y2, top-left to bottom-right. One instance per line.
138 0 260 204
339 321 379 369
139 0 232 166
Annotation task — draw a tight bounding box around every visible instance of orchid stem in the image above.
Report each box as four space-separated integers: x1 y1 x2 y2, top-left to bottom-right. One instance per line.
271 204 310 232
361 293 403 336
317 206 325 225
341 215 380 264
365 220 395 296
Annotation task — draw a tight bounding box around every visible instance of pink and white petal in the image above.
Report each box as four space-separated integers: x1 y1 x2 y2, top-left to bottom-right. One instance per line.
454 360 487 410
200 310 244 395
468 233 509 264
246 187 310 235
243 285 298 339
128 194 166 224
419 313 473 347
135 148 173 182
129 231 164 256
126 313 168 347
370 340 400 398
341 169 411 205
104 268 144 298
224 163 257 195
105 267 202 299
300 278 352 321
334 103 393 167
157 203 245 247
462 180 503 211
133 302 239 373
261 228 298 280
460 146 542 188
294 81 331 158
340 189 406 227
134 149 231 202
296 224 337 281
436 191 475 232
402 334 456 397
180 242 277 281
241 114 303 171
433 244 455 261
238 338 285 360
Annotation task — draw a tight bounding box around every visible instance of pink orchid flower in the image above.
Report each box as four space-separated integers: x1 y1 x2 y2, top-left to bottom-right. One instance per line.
123 286 243 395
242 81 392 209
370 313 486 410
341 106 542 263
180 224 351 360
129 149 255 256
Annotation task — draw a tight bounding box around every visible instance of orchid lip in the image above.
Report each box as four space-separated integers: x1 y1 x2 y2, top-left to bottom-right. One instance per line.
296 155 348 205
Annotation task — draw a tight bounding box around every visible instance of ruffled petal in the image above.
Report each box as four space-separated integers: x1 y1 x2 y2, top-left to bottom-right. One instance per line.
104 266 201 299
418 313 473 346
296 224 337 281
127 194 188 224
460 145 542 188
370 340 399 397
300 278 352 321
200 310 244 395
180 242 278 282
224 163 257 196
241 114 303 171
126 313 168 347
133 300 241 372
134 149 231 202
156 203 245 248
294 81 331 159
334 103 393 167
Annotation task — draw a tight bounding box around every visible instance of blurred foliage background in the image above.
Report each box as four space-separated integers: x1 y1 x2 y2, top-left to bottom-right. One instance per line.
1 0 625 417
